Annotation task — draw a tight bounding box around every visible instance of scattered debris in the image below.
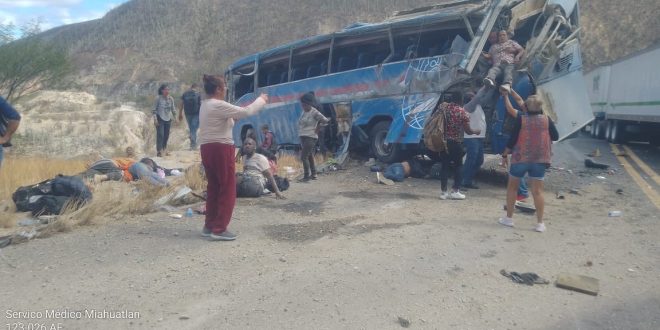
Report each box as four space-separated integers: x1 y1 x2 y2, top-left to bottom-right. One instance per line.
615 188 624 195
555 273 599 296
500 269 549 285
587 148 601 157
608 210 622 217
18 229 37 240
555 191 565 199
627 268 636 272
569 188 580 195
179 315 190 320
585 159 609 169
397 316 411 328
585 261 593 267
0 235 12 248
596 176 607 180
503 201 536 213
279 256 287 263
169 214 183 219
376 172 394 185
18 218 41 226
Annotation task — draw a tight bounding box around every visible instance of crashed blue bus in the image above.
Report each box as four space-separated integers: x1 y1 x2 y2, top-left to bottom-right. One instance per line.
226 0 592 162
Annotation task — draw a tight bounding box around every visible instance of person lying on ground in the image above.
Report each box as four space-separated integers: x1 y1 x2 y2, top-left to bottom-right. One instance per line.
128 158 170 186
77 157 136 183
236 137 285 199
139 157 184 177
483 30 525 91
383 157 432 182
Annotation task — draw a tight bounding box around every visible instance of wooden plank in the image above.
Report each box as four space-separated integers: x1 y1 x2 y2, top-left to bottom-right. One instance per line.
555 273 599 296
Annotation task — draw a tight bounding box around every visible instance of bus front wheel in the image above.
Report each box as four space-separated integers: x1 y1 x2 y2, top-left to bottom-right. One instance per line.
369 121 408 163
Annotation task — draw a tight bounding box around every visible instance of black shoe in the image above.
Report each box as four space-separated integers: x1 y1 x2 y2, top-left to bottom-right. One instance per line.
298 176 311 183
463 183 480 189
311 175 317 180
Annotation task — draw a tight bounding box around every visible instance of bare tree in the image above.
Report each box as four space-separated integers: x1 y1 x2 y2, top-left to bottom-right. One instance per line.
0 19 71 102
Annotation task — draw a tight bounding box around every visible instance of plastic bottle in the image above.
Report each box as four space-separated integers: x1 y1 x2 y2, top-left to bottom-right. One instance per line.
185 207 194 217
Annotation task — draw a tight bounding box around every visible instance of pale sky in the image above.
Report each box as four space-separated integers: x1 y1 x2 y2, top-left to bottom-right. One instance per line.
0 0 128 32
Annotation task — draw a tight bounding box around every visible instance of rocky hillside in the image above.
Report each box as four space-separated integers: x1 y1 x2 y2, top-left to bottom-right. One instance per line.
579 0 660 70
33 0 660 100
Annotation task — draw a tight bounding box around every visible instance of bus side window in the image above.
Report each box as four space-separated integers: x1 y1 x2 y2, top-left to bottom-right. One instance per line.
357 53 374 68
292 67 306 81
335 56 356 72
279 71 288 84
306 65 321 78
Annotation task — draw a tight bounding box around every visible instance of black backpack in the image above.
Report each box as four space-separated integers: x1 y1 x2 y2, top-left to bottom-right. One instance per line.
181 90 201 115
13 175 92 215
12 179 54 212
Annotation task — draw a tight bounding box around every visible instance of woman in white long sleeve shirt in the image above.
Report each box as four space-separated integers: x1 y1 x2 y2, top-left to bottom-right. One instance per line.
198 74 269 241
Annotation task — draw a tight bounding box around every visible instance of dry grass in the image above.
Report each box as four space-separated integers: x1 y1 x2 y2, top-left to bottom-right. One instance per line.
1 151 327 238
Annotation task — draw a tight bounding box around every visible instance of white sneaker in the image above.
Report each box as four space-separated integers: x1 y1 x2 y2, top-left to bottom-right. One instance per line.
483 77 495 87
500 83 511 93
376 172 394 185
534 223 546 232
498 217 514 227
440 191 449 200
449 191 465 200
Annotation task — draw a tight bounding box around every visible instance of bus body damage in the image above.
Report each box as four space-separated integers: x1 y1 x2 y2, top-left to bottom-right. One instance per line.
227 0 593 162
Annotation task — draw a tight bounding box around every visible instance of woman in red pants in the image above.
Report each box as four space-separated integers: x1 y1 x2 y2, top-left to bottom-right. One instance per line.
198 74 269 241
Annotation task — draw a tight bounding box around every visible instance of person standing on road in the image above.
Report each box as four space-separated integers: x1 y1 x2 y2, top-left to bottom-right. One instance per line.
198 74 269 241
297 92 329 182
0 96 21 170
153 84 177 157
499 89 559 232
461 92 487 189
439 94 481 200
179 83 202 150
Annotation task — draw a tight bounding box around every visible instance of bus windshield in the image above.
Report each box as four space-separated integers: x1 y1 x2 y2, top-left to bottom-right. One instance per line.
227 0 591 163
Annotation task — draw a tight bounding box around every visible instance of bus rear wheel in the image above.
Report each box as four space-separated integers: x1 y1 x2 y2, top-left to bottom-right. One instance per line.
369 121 408 163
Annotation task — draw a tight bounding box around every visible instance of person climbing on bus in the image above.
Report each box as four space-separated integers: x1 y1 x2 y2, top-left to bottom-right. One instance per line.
483 30 525 92
298 92 330 182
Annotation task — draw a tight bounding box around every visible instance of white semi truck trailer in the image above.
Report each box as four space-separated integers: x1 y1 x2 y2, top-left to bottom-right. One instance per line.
586 43 660 146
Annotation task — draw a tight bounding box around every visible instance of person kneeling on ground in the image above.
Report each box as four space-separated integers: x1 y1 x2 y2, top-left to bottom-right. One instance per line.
236 137 285 199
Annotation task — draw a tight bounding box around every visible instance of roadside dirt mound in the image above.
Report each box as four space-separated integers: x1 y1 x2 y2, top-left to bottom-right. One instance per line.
11 90 184 157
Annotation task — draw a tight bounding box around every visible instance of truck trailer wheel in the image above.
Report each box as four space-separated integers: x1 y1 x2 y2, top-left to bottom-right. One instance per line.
610 120 626 144
593 119 605 139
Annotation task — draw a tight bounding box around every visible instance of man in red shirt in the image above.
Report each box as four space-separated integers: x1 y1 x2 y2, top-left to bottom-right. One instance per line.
439 94 481 200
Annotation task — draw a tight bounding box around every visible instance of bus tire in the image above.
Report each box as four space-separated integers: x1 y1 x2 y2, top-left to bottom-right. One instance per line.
369 121 407 163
